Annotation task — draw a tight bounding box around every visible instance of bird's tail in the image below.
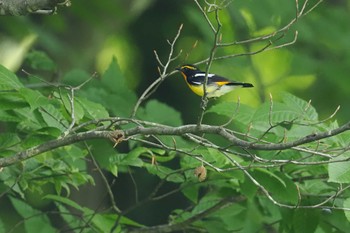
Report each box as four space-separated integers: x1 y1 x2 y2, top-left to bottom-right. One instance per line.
242 83 254 88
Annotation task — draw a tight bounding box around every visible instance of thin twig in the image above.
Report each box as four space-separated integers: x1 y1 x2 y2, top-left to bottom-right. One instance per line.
2 121 350 167
197 8 222 126
131 24 183 118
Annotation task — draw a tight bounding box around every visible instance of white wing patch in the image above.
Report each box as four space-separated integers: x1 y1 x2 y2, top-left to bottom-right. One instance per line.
193 73 215 78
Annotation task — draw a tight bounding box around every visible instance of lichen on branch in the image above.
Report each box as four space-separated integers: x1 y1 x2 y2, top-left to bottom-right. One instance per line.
0 0 70 15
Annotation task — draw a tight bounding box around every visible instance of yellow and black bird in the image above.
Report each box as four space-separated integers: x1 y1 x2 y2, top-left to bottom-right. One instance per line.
176 64 253 98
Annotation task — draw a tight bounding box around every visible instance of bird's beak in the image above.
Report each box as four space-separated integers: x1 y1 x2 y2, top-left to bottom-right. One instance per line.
175 67 181 71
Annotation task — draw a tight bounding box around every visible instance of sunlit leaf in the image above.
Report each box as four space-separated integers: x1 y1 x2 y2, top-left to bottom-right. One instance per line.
19 88 51 110
281 92 318 121
76 97 109 119
39 104 68 132
328 155 350 183
206 102 254 125
0 64 23 90
100 58 138 116
138 99 183 126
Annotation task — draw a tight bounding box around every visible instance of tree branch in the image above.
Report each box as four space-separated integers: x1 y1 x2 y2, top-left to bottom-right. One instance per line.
0 131 112 167
1 121 349 168
0 0 70 15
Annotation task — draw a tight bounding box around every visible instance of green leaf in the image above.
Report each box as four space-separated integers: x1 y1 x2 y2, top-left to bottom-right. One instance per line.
9 196 55 233
152 150 175 163
145 164 184 183
250 99 318 140
323 120 350 147
0 92 27 110
56 203 80 230
166 173 185 183
128 147 153 158
292 209 319 233
202 219 231 233
34 127 62 138
207 102 254 124
0 110 21 122
252 102 301 131
13 107 43 127
0 64 23 90
109 164 118 177
281 92 318 121
60 94 85 124
0 133 21 150
191 195 222 216
44 194 84 211
39 104 68 131
76 97 109 119
194 148 229 168
240 177 258 200
250 169 299 204
100 58 137 116
91 213 144 232
180 154 202 168
344 198 350 222
89 140 117 169
25 50 56 71
137 99 183 126
61 69 92 87
182 185 199 203
328 155 350 183
66 59 137 117
0 219 5 233
118 215 144 227
127 147 173 163
19 88 51 110
108 150 144 176
210 203 247 232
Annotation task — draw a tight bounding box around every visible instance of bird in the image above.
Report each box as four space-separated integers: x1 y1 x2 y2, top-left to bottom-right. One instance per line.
176 64 253 98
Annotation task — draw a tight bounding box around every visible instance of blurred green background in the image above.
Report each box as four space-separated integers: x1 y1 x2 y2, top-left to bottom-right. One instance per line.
1 0 349 124
1 0 350 228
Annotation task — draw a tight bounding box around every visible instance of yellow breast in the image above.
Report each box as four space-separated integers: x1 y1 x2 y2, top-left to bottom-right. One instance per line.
187 83 228 97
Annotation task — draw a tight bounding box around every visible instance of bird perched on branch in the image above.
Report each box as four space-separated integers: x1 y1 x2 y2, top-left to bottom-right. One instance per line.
176 64 253 98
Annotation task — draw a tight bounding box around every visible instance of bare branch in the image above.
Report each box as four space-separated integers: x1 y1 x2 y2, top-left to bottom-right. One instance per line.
193 0 216 33
197 8 222 126
0 0 71 15
2 120 350 168
85 142 121 214
131 24 183 118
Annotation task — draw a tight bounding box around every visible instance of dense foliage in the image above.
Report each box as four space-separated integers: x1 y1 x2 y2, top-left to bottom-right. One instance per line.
1 0 350 232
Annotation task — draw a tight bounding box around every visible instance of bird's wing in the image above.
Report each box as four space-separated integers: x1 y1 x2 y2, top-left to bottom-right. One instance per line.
209 75 252 87
189 72 216 85
190 72 252 87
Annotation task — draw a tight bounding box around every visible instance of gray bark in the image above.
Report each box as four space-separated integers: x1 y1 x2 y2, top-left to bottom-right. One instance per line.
0 0 69 15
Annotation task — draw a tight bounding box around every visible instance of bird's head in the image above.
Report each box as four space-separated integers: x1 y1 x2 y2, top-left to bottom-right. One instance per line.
175 64 199 76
